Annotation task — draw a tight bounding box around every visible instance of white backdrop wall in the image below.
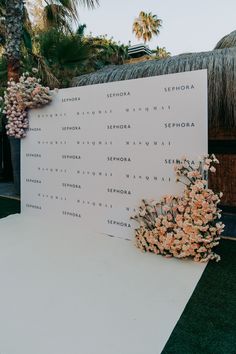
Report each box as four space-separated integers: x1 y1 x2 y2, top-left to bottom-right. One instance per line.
21 70 208 239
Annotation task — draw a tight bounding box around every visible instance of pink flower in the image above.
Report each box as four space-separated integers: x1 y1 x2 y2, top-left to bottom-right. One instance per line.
163 205 171 212
133 154 223 262
205 158 212 165
178 205 185 213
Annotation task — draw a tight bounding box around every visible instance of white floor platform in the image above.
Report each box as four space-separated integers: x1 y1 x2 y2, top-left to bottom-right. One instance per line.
0 214 206 354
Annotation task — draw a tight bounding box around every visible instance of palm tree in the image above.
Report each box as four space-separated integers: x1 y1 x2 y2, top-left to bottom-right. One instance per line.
133 11 162 44
2 0 99 80
2 0 99 195
28 0 98 32
155 46 171 59
5 0 24 82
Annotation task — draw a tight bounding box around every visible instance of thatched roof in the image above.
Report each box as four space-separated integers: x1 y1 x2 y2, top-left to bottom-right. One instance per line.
214 30 236 49
72 47 236 130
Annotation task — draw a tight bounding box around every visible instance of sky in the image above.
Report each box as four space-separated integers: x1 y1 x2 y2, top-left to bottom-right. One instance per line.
77 0 236 55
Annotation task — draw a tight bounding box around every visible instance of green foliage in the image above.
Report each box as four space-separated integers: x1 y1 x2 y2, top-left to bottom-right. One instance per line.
34 31 129 87
31 0 99 32
76 24 87 37
22 26 32 52
0 0 5 15
0 22 130 90
37 29 93 87
0 0 130 90
154 46 171 59
43 4 73 32
39 29 89 67
84 35 129 70
0 55 7 84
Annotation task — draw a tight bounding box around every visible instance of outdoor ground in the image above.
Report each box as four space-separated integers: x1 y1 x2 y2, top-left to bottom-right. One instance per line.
0 196 235 354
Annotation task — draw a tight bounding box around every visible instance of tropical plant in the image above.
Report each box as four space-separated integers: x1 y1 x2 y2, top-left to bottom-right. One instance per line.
83 35 129 70
1 0 99 81
155 46 171 59
0 29 129 92
37 28 93 87
1 0 99 194
77 24 87 37
132 11 162 44
26 0 99 33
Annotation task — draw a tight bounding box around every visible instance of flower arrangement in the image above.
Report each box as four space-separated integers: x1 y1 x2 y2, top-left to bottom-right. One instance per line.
132 155 224 262
3 70 52 138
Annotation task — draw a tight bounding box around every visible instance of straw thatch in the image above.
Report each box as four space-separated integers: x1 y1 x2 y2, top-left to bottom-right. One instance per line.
72 47 236 132
214 30 236 49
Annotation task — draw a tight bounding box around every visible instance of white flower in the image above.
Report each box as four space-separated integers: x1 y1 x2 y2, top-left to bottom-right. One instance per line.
210 166 216 173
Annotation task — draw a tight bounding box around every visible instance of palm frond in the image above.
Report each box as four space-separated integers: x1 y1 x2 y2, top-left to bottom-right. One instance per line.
59 0 99 10
22 26 32 52
43 4 73 31
46 0 99 22
34 53 60 88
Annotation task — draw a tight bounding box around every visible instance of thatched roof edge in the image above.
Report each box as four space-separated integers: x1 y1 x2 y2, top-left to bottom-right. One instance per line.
214 30 236 49
72 47 236 130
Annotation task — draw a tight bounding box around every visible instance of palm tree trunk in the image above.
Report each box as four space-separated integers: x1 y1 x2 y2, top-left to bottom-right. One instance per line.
6 0 24 81
5 0 24 196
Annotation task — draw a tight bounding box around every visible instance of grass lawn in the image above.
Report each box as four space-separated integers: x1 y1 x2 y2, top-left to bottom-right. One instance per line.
162 240 236 354
0 197 235 354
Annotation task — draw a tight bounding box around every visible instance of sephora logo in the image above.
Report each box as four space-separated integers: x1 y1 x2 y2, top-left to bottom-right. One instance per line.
107 188 131 195
26 203 42 210
28 127 41 132
107 124 131 130
62 97 80 102
165 159 195 165
62 126 81 131
62 155 81 160
164 84 195 92
165 122 195 128
26 178 41 184
107 219 131 228
62 210 81 218
107 156 131 162
26 153 41 158
62 183 81 189
107 91 131 98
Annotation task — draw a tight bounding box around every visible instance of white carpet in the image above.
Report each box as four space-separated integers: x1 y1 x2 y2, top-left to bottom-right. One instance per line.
0 214 206 354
